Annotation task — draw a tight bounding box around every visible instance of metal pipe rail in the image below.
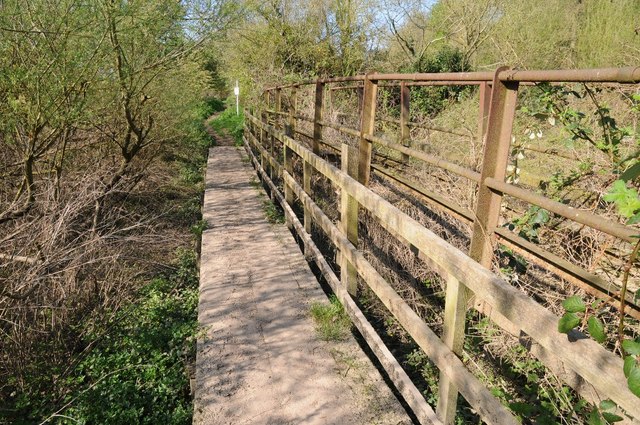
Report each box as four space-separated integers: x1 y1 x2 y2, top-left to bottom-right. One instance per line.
485 177 639 243
264 67 640 90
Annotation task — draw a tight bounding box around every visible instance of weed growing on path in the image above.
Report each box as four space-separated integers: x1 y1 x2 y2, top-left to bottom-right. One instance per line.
310 296 352 341
262 200 285 224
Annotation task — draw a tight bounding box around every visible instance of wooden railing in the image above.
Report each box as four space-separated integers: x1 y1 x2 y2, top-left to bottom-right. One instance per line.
242 67 640 424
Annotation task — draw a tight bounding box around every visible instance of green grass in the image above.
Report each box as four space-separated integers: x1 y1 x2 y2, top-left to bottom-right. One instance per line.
262 200 285 224
209 107 244 146
310 295 352 341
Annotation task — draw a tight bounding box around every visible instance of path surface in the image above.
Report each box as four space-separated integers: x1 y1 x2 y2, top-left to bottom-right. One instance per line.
193 145 412 424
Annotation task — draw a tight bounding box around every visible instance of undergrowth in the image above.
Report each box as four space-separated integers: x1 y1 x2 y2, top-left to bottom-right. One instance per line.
54 250 199 425
0 97 215 424
262 199 285 224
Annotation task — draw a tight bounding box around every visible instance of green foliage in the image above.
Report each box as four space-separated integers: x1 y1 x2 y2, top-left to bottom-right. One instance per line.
506 206 550 243
530 84 632 168
202 97 226 118
622 338 640 397
190 219 209 236
309 295 352 341
404 349 439 406
603 180 640 225
587 316 606 344
558 312 581 333
60 249 199 424
628 366 640 398
562 295 586 313
623 339 640 356
557 295 610 345
410 46 471 116
4 250 200 424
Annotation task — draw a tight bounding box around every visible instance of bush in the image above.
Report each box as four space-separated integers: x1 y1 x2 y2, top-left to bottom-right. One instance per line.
411 46 471 116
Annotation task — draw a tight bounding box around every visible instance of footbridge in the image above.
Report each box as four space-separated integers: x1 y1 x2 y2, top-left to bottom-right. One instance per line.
196 67 640 424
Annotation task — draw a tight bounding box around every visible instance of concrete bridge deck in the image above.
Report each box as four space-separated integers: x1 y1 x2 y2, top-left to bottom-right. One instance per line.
193 146 411 424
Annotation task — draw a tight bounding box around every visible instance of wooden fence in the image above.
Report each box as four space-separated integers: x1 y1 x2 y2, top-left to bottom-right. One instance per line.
242 67 640 424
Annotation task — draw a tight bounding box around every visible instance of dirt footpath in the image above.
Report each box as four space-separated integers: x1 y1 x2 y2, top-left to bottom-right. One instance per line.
193 146 412 425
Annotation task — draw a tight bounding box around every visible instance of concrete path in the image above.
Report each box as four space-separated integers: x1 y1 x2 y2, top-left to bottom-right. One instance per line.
194 146 411 425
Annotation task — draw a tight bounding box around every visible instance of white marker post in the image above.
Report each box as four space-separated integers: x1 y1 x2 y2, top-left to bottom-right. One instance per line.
234 80 239 116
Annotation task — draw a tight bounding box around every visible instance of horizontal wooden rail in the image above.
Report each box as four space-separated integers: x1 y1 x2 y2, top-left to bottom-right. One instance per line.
255 99 640 318
282 129 640 420
364 133 480 182
378 117 471 138
370 165 640 320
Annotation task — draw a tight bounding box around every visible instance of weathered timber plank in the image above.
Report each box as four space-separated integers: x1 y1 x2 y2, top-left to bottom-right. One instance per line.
340 144 359 296
437 274 469 424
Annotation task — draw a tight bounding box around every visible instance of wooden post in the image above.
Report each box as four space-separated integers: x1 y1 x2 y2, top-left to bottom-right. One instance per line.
358 76 378 185
275 88 282 129
303 159 313 242
400 82 410 163
340 143 359 296
436 70 517 424
313 81 324 155
286 87 297 138
436 274 468 424
469 67 519 268
283 145 294 229
260 109 267 173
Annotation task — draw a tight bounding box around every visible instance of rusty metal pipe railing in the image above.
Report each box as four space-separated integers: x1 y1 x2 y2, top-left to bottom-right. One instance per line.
485 177 638 242
497 67 640 83
378 117 471 138
364 133 481 182
317 120 360 138
264 67 640 92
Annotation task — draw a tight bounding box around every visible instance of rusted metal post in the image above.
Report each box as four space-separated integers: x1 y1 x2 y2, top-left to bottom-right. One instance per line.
358 76 378 185
286 87 297 138
400 82 410 163
477 81 491 146
313 81 324 155
340 143 359 296
470 67 519 267
357 86 364 114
